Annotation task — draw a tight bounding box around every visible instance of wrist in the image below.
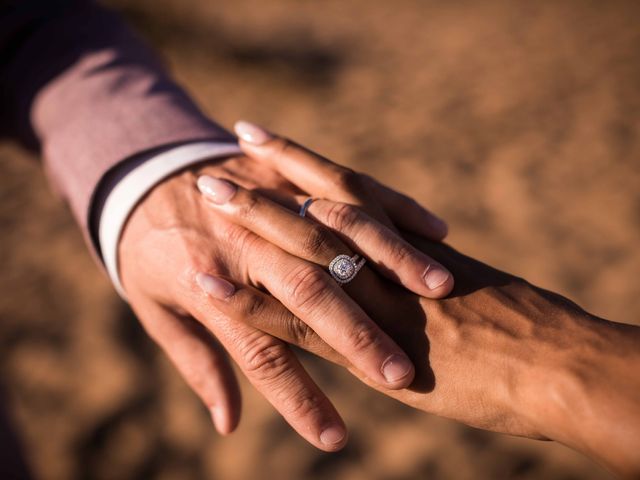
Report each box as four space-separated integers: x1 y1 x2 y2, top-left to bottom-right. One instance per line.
98 142 242 298
524 313 640 475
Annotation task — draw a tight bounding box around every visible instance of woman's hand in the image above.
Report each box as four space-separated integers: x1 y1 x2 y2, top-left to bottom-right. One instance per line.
230 121 454 297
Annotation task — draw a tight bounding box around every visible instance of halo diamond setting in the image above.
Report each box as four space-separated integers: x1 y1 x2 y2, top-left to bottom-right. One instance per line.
328 254 366 285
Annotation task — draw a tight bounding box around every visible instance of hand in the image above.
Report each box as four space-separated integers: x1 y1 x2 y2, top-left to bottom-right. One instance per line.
119 154 349 450
205 235 640 476
117 148 451 450
201 132 640 475
225 120 454 297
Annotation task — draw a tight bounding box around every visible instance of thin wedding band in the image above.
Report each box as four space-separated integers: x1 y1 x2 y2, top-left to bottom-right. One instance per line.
329 254 366 285
299 197 316 218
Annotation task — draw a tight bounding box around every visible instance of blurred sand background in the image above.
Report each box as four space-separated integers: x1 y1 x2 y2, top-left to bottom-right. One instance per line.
1 0 639 478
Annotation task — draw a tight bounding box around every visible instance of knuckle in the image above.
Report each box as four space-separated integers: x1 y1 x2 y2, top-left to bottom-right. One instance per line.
222 224 259 257
235 191 261 222
284 316 340 364
325 202 360 232
239 332 290 382
221 223 249 248
349 322 383 354
281 388 324 418
301 225 332 258
286 317 317 347
239 291 266 318
284 265 329 313
386 239 413 266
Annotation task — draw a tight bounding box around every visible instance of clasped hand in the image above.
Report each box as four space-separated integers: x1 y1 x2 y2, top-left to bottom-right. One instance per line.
118 121 453 450
117 122 640 476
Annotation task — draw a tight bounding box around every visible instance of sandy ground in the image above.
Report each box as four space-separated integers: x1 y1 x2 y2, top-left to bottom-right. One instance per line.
1 0 639 478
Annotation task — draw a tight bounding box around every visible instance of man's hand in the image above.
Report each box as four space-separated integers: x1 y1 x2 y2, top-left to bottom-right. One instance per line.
205 233 640 476
119 154 349 450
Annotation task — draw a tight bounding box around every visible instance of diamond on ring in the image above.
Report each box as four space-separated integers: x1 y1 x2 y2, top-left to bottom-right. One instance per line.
329 254 366 285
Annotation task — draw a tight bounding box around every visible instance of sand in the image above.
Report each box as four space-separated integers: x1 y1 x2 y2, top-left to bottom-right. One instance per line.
1 0 638 478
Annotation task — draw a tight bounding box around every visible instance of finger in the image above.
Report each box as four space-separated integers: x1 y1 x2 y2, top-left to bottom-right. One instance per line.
187 278 348 451
191 178 416 388
197 175 453 298
197 176 348 267
196 178 416 387
239 234 415 390
295 196 454 298
234 120 390 224
134 300 241 435
197 273 345 366
368 177 448 240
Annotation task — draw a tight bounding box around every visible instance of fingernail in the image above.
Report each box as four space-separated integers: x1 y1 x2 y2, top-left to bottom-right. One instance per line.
197 175 237 204
381 354 414 384
320 425 346 446
196 273 235 299
423 266 451 290
210 406 228 435
234 120 273 145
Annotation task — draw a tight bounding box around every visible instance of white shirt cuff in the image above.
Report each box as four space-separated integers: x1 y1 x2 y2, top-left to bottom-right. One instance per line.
98 141 243 300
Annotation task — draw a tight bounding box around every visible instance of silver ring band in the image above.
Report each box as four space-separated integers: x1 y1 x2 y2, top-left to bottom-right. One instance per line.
329 254 366 285
299 197 316 218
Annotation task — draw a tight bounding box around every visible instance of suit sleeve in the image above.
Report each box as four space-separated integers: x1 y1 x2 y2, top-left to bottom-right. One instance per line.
0 0 234 235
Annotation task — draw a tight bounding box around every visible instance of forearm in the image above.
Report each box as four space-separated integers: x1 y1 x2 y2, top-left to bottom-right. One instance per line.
403 238 640 476
280 236 640 475
535 316 640 476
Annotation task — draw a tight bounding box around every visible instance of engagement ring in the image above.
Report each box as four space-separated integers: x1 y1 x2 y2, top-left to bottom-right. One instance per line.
329 254 366 285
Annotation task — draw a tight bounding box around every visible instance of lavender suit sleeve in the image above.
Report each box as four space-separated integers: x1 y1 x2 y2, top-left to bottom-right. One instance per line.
0 0 234 238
